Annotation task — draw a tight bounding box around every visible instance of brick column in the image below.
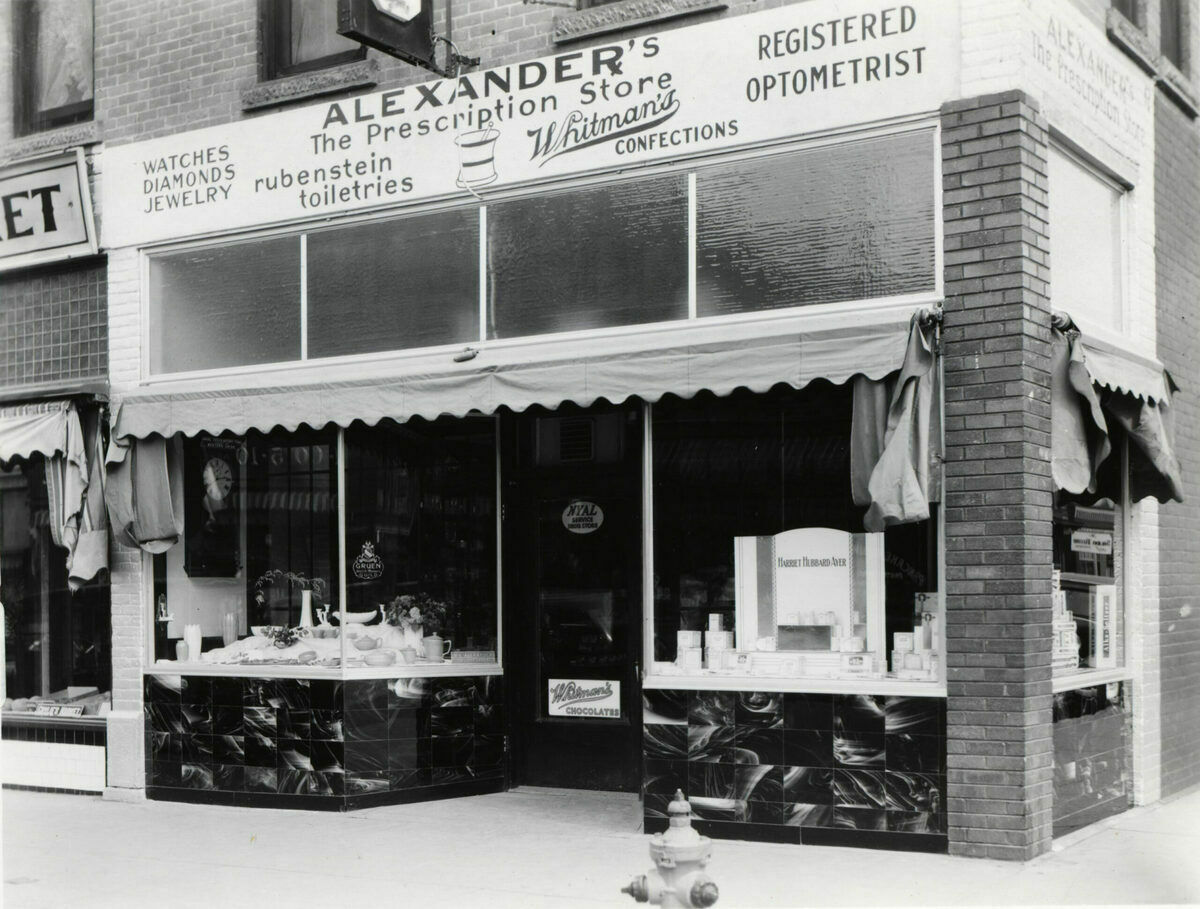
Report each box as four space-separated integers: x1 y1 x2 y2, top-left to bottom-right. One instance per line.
940 91 1055 860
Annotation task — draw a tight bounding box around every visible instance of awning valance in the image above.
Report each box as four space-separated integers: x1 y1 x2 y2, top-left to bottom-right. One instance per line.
110 311 915 442
1050 314 1183 504
0 399 73 466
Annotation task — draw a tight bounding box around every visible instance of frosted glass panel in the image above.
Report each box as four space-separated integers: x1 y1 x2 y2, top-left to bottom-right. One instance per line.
696 131 936 316
307 209 479 358
1048 147 1122 332
149 237 300 374
487 176 688 339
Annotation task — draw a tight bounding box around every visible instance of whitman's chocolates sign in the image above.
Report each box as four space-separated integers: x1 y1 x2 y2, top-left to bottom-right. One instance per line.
548 679 621 718
102 0 958 248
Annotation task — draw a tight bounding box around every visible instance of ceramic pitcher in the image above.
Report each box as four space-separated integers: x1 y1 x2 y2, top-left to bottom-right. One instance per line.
423 634 451 663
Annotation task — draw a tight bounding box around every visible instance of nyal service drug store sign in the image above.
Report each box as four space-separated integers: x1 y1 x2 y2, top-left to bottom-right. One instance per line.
102 0 959 249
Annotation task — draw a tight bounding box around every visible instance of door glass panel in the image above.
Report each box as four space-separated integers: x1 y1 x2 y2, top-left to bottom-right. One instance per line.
537 494 628 719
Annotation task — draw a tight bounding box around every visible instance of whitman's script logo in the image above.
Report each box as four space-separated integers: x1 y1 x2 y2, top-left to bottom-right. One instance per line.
549 680 614 707
527 90 680 165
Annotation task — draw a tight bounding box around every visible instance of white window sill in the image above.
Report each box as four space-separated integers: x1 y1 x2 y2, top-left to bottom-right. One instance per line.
644 673 946 696
147 661 501 679
1051 667 1129 694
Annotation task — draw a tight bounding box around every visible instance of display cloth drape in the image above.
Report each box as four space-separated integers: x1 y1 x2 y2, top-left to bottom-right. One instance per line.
0 399 109 589
850 311 940 531
1050 312 1183 503
105 309 941 550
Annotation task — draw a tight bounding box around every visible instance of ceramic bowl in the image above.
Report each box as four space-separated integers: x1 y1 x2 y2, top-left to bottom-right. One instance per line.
363 650 396 667
352 636 379 652
335 610 378 624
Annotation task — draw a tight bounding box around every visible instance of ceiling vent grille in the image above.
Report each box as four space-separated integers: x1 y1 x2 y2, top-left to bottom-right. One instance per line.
558 418 594 462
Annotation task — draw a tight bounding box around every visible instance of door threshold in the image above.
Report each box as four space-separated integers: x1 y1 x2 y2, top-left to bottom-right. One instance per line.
510 785 638 799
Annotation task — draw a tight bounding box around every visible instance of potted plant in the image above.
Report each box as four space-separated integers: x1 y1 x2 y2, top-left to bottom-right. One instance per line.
385 593 451 654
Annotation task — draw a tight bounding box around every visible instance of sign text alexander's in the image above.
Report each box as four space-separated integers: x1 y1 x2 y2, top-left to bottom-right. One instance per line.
101 1 958 249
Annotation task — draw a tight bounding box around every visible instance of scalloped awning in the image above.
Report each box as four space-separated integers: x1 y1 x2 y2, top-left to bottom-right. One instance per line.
0 399 75 466
110 311 916 442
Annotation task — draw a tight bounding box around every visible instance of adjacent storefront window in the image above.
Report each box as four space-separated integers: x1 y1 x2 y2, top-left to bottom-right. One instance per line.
144 129 937 378
1048 146 1125 334
2 458 111 716
151 420 499 670
1052 494 1123 677
650 384 941 684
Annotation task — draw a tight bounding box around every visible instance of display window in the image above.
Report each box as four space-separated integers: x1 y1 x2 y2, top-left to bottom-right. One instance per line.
2 458 111 716
1051 493 1123 677
648 384 941 686
151 418 499 672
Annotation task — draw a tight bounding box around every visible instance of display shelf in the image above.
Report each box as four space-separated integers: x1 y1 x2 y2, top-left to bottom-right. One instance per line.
146 661 502 679
643 672 946 696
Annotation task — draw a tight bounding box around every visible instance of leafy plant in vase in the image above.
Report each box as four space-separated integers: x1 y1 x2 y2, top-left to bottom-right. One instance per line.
385 593 451 657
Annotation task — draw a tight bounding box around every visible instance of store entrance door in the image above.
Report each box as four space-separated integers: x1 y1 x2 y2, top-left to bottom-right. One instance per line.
504 403 642 792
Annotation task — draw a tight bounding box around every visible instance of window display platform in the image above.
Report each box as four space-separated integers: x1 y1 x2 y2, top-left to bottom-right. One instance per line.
144 673 504 810
642 688 947 852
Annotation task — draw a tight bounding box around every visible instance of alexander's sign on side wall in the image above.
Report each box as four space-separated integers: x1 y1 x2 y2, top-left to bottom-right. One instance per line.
101 0 960 249
0 150 98 272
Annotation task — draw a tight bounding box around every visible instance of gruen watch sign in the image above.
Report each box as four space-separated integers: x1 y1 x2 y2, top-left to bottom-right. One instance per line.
101 0 958 249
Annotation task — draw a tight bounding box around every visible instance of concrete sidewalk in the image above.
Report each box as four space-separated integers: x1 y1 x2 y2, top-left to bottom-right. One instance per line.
3 786 1199 908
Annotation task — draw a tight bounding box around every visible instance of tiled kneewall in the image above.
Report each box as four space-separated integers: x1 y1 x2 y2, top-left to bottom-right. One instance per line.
1053 682 1131 837
643 690 947 852
144 674 505 810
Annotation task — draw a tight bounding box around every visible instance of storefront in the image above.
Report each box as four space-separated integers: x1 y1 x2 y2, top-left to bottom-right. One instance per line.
94 0 1184 857
1 149 111 793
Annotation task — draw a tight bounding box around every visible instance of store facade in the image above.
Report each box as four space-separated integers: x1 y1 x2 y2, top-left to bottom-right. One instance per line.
94 0 1186 860
0 147 111 793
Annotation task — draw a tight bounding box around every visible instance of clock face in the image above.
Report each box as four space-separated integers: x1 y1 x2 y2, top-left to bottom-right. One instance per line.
203 457 234 502
372 0 421 22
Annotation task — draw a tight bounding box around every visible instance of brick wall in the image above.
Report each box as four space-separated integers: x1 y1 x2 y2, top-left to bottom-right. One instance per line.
940 91 1056 860
1154 88 1200 798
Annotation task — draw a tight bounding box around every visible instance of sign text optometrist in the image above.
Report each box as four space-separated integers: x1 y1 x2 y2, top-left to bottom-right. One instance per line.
548 679 621 718
101 1 958 249
1 150 97 272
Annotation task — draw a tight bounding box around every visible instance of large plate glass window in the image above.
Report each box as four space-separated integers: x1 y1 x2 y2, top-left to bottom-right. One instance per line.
151 427 339 666
12 0 94 136
343 417 498 657
650 384 940 684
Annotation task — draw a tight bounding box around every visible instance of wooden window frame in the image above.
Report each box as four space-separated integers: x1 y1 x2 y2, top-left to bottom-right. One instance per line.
262 0 366 82
11 0 94 137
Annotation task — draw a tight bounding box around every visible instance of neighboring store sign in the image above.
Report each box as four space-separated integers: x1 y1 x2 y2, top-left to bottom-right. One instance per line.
548 679 621 718
1071 529 1113 555
1092 584 1117 669
1025 0 1152 157
0 149 98 272
101 0 959 248
337 0 437 73
32 704 86 717
562 500 603 534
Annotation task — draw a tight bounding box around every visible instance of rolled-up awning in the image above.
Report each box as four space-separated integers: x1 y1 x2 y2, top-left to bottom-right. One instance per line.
110 309 915 441
0 400 75 466
1050 314 1183 503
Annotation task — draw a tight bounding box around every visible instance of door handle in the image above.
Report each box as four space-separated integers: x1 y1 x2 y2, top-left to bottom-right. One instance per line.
634 659 642 683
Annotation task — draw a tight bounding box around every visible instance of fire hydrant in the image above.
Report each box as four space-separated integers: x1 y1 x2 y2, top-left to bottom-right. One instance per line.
622 790 719 908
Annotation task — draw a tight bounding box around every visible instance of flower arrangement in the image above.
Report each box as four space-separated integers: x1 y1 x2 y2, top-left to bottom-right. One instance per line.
253 569 326 607
385 592 451 637
262 625 310 649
